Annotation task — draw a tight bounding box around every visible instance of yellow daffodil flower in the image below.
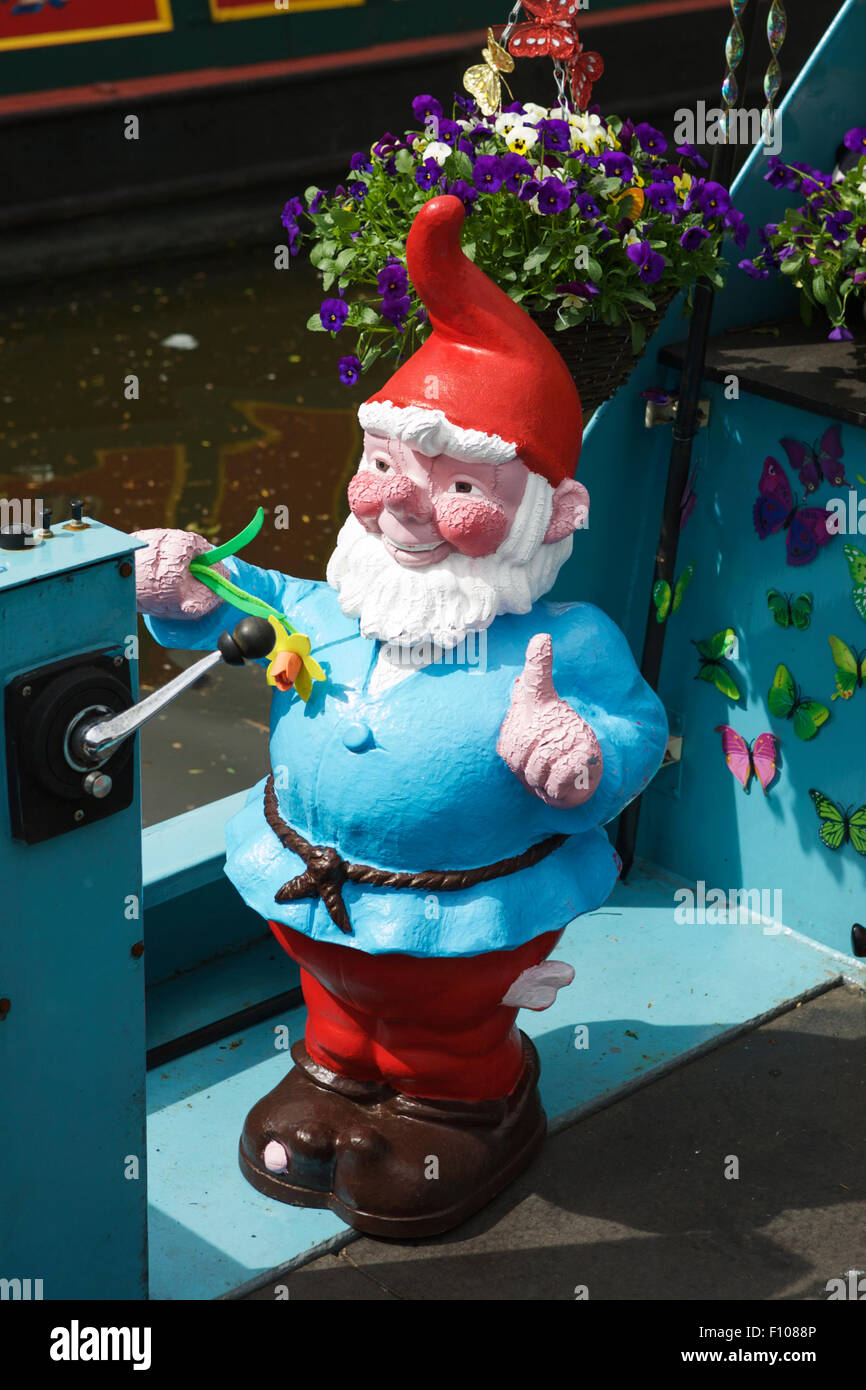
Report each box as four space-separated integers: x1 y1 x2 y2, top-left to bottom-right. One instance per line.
265 617 325 703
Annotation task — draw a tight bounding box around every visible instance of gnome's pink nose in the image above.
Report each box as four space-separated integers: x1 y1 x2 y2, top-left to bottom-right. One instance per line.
382 473 433 523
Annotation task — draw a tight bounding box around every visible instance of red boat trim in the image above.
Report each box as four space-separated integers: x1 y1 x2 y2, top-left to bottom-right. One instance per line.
0 0 728 120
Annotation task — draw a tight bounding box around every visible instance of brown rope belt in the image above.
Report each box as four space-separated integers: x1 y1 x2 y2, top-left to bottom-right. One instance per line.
263 773 568 935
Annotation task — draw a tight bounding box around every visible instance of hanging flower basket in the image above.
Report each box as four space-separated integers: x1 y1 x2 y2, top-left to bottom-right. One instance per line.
282 17 747 413
528 289 677 417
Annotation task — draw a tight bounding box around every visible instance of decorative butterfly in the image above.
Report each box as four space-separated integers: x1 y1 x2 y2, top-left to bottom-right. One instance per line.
569 39 605 110
766 589 813 630
610 185 645 223
693 628 741 700
508 2 577 61
828 634 866 700
842 543 866 623
809 788 866 856
652 562 694 622
767 663 829 740
715 725 778 794
753 455 834 567
780 424 848 494
463 28 515 116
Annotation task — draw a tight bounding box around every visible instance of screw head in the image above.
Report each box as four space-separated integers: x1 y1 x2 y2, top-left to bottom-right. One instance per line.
113 655 124 667
73 809 85 823
21 685 31 698
131 941 144 959
119 562 133 578
83 771 112 799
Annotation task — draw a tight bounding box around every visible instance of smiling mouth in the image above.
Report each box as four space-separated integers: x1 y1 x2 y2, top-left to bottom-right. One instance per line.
385 538 443 552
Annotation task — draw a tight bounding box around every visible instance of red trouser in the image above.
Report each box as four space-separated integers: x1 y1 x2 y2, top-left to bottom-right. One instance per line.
269 921 562 1102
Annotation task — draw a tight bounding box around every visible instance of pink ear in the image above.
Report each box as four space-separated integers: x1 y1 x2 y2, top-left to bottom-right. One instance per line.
543 479 590 544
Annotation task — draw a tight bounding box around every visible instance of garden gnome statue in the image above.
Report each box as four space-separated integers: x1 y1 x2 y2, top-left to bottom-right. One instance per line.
134 194 668 1237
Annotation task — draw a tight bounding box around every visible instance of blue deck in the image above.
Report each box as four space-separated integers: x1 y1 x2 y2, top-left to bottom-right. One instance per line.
145 859 864 1300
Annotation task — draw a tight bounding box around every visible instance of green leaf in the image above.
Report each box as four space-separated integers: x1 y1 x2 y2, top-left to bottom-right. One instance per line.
812 273 828 304
462 241 476 262
394 148 415 175
586 257 603 282
523 246 552 274
306 313 326 332
330 206 359 231
334 247 357 272
322 271 335 291
445 149 473 180
358 305 381 326
630 318 646 354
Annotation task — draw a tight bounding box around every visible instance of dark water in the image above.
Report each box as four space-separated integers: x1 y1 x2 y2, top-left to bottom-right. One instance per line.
0 244 389 825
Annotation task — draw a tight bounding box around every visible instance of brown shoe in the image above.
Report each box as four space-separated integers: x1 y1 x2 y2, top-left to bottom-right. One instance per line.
239 1034 546 1239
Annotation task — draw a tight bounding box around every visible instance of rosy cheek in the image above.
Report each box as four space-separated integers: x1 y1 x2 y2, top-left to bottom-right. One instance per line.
347 472 385 530
433 495 508 557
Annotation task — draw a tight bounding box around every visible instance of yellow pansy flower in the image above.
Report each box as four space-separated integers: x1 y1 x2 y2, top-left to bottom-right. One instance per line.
265 617 325 703
674 172 693 200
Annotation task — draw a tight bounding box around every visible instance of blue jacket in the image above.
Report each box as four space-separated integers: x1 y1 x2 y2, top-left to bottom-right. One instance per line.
146 556 667 958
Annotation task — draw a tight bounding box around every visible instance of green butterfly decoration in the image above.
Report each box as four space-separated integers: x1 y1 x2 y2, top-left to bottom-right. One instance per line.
766 589 812 630
842 544 866 623
768 663 830 739
653 564 694 623
809 789 866 856
828 635 866 701
693 628 740 701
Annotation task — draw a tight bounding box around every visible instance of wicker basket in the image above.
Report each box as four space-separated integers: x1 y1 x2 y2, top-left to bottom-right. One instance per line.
529 291 677 418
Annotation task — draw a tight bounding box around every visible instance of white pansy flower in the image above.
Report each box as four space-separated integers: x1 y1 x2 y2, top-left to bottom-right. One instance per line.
521 102 549 123
622 228 641 246
506 125 540 156
423 141 453 166
495 112 522 137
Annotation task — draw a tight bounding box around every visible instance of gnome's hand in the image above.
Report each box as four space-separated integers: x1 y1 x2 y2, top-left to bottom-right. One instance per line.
131 528 229 620
497 634 603 808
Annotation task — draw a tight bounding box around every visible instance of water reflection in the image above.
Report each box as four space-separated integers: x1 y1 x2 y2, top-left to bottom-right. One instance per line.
0 244 386 824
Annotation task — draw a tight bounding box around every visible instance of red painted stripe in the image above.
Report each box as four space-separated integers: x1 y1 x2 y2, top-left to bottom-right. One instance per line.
0 0 727 119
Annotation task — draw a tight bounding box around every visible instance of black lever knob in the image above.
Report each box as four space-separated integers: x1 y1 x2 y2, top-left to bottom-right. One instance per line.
218 617 276 666
64 498 89 531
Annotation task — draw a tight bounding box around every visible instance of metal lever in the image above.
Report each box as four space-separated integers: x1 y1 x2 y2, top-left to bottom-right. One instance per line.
66 617 275 769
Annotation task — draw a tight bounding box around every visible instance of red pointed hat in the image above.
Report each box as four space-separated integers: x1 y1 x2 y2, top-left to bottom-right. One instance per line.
358 195 582 487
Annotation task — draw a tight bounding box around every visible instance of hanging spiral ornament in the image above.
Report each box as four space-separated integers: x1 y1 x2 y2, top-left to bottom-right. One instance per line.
762 0 787 147
721 0 750 110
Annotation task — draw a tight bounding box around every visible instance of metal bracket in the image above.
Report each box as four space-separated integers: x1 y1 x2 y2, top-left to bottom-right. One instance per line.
645 397 710 430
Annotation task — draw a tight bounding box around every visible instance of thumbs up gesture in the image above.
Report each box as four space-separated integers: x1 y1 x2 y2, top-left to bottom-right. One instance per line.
497 634 602 808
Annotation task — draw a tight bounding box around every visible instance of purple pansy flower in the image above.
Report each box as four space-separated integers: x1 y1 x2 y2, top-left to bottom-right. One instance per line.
575 193 601 219
280 196 303 227
415 160 441 192
537 118 571 151
633 122 667 155
535 177 572 215
646 181 678 213
600 151 635 181
556 280 599 299
627 239 666 283
738 258 769 279
447 179 478 208
676 142 708 169
377 263 408 296
320 298 349 333
473 155 504 192
338 355 361 385
501 152 531 192
381 293 411 330
680 225 710 250
349 152 372 172
724 207 749 249
829 325 854 341
764 156 797 190
843 126 866 153
350 181 367 201
826 208 854 242
309 189 327 214
412 95 442 126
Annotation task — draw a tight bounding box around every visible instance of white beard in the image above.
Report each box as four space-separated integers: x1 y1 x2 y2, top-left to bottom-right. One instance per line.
325 471 573 650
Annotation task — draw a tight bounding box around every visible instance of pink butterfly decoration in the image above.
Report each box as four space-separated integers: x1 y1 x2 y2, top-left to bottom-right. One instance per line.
715 725 778 794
